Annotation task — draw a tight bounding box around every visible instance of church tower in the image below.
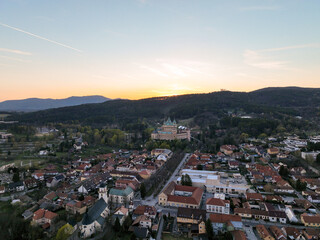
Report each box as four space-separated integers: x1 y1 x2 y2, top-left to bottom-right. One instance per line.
98 183 108 202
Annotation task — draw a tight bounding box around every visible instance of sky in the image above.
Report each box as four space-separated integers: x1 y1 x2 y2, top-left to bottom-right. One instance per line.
0 0 320 101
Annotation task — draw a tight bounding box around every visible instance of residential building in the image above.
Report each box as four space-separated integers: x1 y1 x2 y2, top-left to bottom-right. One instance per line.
301 213 320 227
209 213 242 233
32 209 58 228
256 225 275 240
158 181 203 209
176 207 206 236
206 198 230 214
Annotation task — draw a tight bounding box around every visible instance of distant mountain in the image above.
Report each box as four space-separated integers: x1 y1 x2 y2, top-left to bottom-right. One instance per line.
10 87 320 125
0 95 110 112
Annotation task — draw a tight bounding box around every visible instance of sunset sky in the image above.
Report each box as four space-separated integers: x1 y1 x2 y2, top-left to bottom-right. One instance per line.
0 0 320 101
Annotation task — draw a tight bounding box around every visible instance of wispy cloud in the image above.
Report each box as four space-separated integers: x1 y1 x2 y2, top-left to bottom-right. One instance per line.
243 50 288 70
139 65 169 78
260 43 320 52
0 55 31 63
243 43 320 70
0 48 32 56
0 22 82 53
240 6 280 11
137 59 215 78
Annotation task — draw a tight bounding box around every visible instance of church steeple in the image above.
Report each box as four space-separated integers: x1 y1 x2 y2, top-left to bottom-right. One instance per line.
98 183 108 202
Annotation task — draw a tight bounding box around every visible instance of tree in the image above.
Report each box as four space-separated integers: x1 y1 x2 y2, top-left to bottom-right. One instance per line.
205 219 214 240
181 174 192 186
12 171 20 182
197 164 203 170
316 153 320 164
296 179 307 191
279 165 289 177
140 183 146 199
122 215 132 232
56 223 74 240
225 231 233 240
114 217 121 232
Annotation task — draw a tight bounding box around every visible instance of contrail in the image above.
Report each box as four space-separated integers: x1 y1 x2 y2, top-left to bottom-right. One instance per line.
0 22 82 53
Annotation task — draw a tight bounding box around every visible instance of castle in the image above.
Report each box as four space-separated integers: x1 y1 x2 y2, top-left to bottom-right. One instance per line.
151 118 191 141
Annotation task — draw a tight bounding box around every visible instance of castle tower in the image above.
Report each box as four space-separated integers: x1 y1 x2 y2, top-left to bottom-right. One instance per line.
98 183 108 202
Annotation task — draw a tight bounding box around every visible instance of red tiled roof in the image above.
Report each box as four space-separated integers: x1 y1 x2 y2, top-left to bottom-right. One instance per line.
209 213 241 223
206 198 229 207
33 209 58 221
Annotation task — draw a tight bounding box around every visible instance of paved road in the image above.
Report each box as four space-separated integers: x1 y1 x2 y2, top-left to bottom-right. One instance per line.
156 216 164 240
157 153 190 196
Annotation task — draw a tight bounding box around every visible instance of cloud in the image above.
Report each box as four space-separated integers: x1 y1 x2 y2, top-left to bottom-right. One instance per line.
0 48 32 56
260 43 320 52
240 6 280 11
0 22 82 53
243 43 319 70
139 65 169 77
0 55 31 63
243 50 288 70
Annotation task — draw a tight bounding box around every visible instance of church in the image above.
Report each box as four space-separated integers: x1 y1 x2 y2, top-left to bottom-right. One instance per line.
151 118 191 141
80 183 109 238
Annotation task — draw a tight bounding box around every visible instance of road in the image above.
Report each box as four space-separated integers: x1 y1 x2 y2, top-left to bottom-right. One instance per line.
156 216 164 240
157 153 190 197
140 153 190 207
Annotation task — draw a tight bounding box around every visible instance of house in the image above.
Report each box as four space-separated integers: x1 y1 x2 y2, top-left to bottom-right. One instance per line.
228 161 240 170
256 225 275 240
115 177 140 191
139 170 151 179
113 206 129 225
151 148 173 158
282 227 305 240
303 228 320 240
206 198 230 214
220 145 237 155
80 198 110 238
269 226 286 240
176 207 206 236
301 213 320 227
267 147 279 156
24 178 39 189
109 186 134 204
44 191 59 202
78 179 97 194
133 205 157 219
32 209 58 228
231 230 247 240
246 193 263 202
268 211 287 224
8 181 25 192
46 174 65 188
158 181 203 209
66 200 87 215
132 215 152 228
209 213 242 233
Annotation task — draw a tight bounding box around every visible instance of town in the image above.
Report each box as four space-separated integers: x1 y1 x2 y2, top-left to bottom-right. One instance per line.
1 117 320 240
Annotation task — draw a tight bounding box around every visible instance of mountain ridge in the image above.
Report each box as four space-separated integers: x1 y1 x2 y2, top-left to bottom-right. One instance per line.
8 87 320 125
0 95 110 112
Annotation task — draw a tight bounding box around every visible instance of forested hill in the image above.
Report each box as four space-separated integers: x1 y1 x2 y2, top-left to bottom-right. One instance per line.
9 87 320 125
0 95 110 112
